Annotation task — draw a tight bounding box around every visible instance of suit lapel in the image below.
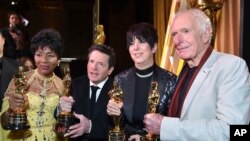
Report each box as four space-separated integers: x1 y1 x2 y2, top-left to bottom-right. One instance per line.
180 51 217 118
73 78 91 117
122 69 136 122
180 67 210 118
1 58 18 97
92 78 113 120
83 81 91 117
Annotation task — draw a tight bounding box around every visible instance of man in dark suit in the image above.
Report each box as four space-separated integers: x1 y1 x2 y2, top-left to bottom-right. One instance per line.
59 44 116 140
0 30 20 111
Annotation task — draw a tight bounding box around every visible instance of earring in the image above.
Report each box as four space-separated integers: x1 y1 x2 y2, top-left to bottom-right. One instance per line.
57 61 60 66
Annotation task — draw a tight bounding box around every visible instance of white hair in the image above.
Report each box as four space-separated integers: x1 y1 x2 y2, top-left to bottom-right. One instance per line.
174 8 213 43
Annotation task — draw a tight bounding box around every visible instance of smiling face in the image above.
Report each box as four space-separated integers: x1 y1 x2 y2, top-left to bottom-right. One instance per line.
128 37 156 70
34 46 59 77
171 12 211 66
87 50 114 85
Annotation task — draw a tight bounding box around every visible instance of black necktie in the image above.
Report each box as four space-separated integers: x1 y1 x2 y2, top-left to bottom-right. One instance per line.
90 86 99 119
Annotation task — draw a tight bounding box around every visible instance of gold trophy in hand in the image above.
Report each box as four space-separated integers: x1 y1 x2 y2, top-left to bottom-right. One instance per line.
108 80 125 141
141 81 160 141
3 66 30 130
54 67 74 136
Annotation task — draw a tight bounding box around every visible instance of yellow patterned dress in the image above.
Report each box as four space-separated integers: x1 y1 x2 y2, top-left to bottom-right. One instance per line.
1 70 67 141
1 92 66 141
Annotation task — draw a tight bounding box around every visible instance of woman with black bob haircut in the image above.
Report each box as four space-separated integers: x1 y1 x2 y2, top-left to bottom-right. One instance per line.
107 23 177 140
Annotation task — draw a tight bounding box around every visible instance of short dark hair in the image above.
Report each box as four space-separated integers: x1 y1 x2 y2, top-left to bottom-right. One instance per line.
126 23 158 49
7 11 21 21
88 44 116 68
30 28 63 59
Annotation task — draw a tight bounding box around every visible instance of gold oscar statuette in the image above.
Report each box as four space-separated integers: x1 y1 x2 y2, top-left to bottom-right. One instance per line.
141 81 160 141
188 0 224 44
54 67 75 136
3 66 30 130
94 24 106 45
108 80 125 141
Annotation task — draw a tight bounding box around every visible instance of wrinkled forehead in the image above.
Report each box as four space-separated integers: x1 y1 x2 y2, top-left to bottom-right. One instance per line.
171 13 195 30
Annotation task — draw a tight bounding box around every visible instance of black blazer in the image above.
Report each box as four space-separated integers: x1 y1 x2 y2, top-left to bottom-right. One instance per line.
115 65 177 136
69 76 113 141
0 57 20 111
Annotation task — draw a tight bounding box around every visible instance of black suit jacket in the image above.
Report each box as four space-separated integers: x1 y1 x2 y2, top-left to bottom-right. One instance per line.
69 76 113 141
1 28 17 59
0 57 20 111
115 65 176 136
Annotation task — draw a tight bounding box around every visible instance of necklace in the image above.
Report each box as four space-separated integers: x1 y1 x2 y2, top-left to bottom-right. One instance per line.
136 71 153 78
33 69 55 82
33 69 55 130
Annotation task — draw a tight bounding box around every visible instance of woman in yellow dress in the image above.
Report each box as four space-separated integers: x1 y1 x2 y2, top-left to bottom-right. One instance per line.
1 28 65 141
